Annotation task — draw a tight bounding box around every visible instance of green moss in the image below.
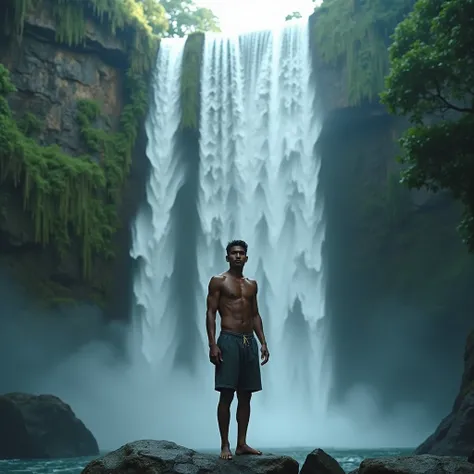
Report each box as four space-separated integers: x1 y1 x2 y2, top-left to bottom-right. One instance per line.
180 32 204 131
0 0 156 281
8 0 160 73
312 0 415 105
0 60 147 277
18 112 42 137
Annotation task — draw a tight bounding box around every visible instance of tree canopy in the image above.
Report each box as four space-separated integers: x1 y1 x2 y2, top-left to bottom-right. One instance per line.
137 0 220 36
156 0 219 36
381 0 474 251
285 11 303 21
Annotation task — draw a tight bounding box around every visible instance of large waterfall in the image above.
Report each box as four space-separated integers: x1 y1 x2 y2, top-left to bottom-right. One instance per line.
130 19 329 448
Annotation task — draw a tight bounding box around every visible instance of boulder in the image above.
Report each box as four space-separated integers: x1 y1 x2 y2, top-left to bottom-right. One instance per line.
356 454 474 474
415 330 474 456
82 439 299 474
469 450 474 463
349 454 474 474
0 392 99 459
300 448 345 474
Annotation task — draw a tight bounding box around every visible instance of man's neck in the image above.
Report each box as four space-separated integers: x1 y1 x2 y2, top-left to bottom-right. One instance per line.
228 267 244 278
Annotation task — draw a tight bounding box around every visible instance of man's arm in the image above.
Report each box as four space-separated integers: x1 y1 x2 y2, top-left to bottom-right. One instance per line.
252 281 267 346
206 276 221 347
253 281 269 365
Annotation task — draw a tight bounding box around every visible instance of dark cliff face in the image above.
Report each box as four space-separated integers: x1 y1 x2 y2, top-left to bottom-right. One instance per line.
414 330 474 456
0 10 147 313
318 107 474 418
309 4 474 424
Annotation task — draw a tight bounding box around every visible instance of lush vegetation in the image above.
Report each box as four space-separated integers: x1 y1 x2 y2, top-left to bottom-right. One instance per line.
381 0 474 251
8 0 219 48
0 0 220 282
157 0 220 36
0 65 147 276
8 0 161 72
312 0 415 105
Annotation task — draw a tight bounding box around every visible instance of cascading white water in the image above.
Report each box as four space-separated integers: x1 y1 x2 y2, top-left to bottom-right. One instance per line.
130 19 330 449
130 38 187 368
196 19 329 445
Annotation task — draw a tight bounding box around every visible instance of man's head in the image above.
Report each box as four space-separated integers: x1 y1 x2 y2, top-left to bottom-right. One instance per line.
226 239 248 269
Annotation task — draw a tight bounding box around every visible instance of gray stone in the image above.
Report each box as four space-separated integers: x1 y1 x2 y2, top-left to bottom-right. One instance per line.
81 439 299 474
358 454 474 474
300 448 345 474
0 392 99 459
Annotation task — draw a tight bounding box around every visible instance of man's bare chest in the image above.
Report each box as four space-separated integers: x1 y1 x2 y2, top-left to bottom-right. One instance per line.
221 280 255 301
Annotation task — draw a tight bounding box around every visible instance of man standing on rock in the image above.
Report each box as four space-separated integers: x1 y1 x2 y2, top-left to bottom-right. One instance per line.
206 239 270 460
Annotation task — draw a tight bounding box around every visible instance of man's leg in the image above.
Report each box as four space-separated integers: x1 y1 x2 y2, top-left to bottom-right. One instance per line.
215 333 240 460
235 336 262 455
235 391 262 455
217 389 234 459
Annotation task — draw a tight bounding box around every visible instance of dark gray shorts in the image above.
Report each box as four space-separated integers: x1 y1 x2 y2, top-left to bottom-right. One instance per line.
215 331 262 393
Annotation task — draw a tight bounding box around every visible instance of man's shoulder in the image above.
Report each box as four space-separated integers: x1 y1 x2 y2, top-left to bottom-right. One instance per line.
211 272 227 280
245 277 258 288
209 273 227 286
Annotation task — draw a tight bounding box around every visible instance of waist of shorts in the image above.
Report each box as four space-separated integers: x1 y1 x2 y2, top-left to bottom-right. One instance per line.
220 330 254 338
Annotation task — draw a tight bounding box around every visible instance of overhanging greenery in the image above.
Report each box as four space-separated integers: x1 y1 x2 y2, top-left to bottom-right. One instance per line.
7 0 161 72
0 65 148 276
381 0 474 251
312 0 415 105
1 0 155 277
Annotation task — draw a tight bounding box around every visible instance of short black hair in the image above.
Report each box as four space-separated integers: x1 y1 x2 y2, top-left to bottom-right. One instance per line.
226 240 248 255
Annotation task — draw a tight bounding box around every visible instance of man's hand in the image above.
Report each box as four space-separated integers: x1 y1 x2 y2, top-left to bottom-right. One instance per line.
209 343 223 365
260 344 270 366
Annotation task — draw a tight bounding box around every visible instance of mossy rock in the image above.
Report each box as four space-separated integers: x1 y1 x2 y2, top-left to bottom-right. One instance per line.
181 32 204 131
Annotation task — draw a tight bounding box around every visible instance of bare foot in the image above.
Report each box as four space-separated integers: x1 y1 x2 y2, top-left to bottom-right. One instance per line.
220 445 233 460
235 444 262 455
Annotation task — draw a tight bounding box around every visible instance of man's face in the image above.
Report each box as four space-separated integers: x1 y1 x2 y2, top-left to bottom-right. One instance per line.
226 246 248 268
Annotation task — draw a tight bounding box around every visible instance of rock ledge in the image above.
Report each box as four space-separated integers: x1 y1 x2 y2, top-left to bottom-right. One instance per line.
82 439 299 474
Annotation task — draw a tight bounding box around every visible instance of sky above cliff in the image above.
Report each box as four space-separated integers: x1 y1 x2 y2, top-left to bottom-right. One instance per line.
197 0 321 34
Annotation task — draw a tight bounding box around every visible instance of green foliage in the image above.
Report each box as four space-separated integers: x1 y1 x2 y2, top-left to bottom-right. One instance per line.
159 0 220 37
313 0 415 105
180 32 205 131
0 65 105 273
0 64 147 276
8 0 162 72
18 112 42 137
285 12 303 21
381 0 474 251
139 0 169 35
0 0 155 279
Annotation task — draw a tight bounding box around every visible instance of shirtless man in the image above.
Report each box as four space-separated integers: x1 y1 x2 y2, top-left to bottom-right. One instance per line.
206 239 270 460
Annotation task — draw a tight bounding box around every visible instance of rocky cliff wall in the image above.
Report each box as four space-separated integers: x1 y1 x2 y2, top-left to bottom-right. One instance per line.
0 6 149 312
319 110 474 416
415 330 474 455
